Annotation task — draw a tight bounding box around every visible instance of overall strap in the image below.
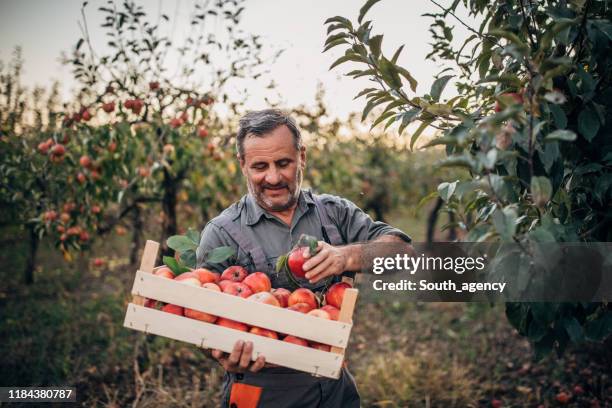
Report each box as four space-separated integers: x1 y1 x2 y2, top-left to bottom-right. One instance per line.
311 194 344 246
213 215 269 273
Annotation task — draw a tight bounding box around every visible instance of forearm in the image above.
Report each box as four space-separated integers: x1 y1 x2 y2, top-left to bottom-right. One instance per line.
339 234 409 272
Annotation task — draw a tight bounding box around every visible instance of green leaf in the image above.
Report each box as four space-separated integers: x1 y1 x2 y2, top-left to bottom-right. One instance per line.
549 104 567 129
531 177 552 207
329 54 363 70
324 16 353 31
398 108 421 135
430 75 453 101
585 311 612 341
206 246 236 264
397 66 417 92
378 57 402 89
167 235 198 253
325 32 350 46
326 23 345 34
186 228 200 244
358 0 382 23
180 250 197 269
563 317 584 342
163 256 190 275
544 130 576 142
577 107 600 141
361 94 392 121
437 181 457 202
410 119 432 150
492 207 517 241
323 38 349 53
368 34 383 58
488 29 529 53
390 45 404 64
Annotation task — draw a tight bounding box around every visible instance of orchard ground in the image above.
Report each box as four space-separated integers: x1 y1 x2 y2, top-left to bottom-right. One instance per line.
1 205 610 407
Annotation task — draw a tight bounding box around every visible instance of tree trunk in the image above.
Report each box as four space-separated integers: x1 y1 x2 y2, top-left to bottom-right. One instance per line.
25 225 38 284
129 205 143 266
160 169 178 259
447 212 457 241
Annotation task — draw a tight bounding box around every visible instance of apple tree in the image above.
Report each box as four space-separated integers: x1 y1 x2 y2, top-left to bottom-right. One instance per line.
324 0 612 356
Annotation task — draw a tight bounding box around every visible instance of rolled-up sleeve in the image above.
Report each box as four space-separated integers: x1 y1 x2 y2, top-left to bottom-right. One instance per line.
325 196 411 244
196 221 235 273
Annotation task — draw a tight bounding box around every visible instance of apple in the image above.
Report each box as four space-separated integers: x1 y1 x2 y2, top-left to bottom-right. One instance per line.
217 318 248 332
287 302 314 314
221 265 248 282
79 155 92 168
170 118 183 128
218 280 234 291
243 272 271 293
102 102 115 113
144 298 159 309
283 335 308 347
288 288 318 310
325 282 351 309
185 307 217 324
271 288 291 308
198 127 209 138
154 267 175 279
149 81 160 91
162 304 184 316
51 144 66 157
77 172 87 184
223 282 253 298
321 305 340 321
307 308 331 320
175 272 201 287
202 282 221 291
250 327 278 339
309 342 331 352
81 110 92 121
193 268 220 284
247 292 281 307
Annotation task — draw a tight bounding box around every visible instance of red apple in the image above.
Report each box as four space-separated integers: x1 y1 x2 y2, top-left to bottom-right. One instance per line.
309 342 331 352
175 272 202 287
283 335 308 347
307 308 331 320
321 305 340 321
247 292 280 307
271 288 291 308
287 302 314 314
144 298 159 309
79 155 92 168
325 282 351 309
185 307 217 324
162 304 184 316
288 288 318 310
223 282 253 298
250 327 278 339
154 266 175 279
243 272 271 293
193 268 220 284
217 317 249 332
221 265 248 282
218 280 234 291
202 282 221 291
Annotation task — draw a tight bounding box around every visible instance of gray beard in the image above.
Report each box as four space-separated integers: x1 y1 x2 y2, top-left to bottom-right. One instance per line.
247 167 303 212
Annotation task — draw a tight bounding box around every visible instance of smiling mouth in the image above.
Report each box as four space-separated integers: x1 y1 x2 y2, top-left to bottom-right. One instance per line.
264 185 288 191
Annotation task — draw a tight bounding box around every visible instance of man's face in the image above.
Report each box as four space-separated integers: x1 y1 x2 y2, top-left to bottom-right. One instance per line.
239 125 306 212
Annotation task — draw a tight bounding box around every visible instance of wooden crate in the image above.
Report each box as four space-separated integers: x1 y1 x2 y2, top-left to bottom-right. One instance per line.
123 240 358 379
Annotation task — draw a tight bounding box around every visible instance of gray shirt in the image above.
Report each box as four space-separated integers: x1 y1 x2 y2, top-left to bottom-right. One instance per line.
196 189 410 289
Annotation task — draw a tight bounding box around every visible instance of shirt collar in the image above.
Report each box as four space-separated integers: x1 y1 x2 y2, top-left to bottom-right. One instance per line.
244 189 315 226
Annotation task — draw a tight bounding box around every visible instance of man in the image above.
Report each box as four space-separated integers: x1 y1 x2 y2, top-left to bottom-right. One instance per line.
196 109 411 407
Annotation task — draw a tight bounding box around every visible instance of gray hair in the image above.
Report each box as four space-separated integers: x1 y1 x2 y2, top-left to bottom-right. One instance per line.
236 109 302 157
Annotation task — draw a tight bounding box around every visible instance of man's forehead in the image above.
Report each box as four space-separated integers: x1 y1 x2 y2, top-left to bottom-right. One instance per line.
242 125 298 159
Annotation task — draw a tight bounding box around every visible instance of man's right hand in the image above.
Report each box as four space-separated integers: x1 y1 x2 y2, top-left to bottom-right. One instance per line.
211 340 266 373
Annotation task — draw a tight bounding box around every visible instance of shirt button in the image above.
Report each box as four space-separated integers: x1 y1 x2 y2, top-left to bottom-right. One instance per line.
236 373 244 381
230 404 238 408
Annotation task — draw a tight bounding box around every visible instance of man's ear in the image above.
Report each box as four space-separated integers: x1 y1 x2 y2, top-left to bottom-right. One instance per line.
299 146 306 170
237 153 247 176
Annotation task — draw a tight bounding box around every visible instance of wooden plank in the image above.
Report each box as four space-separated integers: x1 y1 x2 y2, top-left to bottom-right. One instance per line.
131 270 352 347
330 288 358 355
123 303 344 379
133 240 159 306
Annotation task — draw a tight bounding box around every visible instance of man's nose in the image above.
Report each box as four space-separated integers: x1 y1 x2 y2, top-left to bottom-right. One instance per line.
264 166 281 185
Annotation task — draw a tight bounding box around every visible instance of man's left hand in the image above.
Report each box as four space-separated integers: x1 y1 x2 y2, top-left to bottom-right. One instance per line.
302 241 347 284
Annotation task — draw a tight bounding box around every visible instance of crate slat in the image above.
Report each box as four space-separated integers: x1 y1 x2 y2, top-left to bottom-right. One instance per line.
133 240 159 306
124 303 344 379
131 270 353 347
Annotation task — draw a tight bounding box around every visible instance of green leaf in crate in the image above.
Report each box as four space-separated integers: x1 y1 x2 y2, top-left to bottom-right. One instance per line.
207 246 236 264
186 228 201 244
167 235 198 253
180 250 197 269
163 256 191 275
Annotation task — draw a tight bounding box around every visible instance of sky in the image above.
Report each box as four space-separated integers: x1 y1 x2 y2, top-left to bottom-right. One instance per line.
0 0 472 121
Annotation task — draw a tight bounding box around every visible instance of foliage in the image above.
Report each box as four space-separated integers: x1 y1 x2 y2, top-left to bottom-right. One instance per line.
324 0 612 356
